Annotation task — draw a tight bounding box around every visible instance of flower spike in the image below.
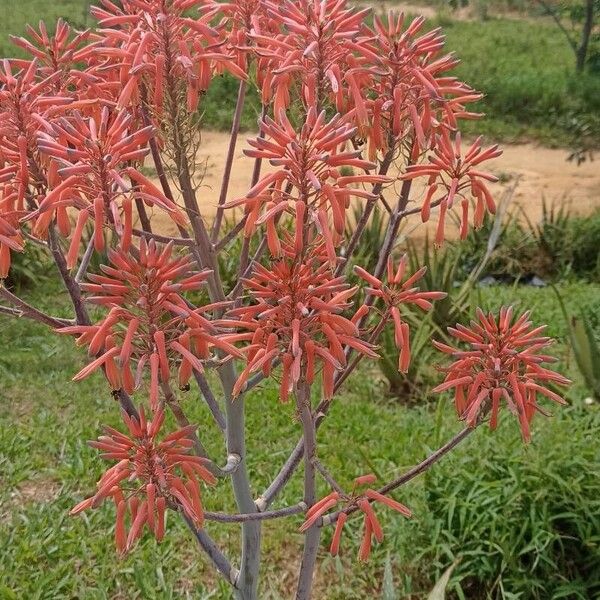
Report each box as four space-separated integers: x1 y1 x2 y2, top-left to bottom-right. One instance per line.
71 406 215 553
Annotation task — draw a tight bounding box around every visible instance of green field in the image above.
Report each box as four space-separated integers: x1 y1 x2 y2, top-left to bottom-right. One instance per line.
1 1 599 145
1 280 600 599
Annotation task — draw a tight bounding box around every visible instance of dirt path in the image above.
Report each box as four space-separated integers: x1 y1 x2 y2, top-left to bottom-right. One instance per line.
150 130 600 238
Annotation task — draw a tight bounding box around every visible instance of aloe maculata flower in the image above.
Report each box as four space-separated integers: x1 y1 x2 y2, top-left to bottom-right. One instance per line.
357 13 482 158
433 306 570 442
354 255 447 372
59 240 241 402
300 474 411 561
223 238 377 401
10 20 93 85
71 406 215 554
30 107 186 262
402 131 502 245
227 107 389 261
90 0 246 115
252 0 373 115
0 57 67 276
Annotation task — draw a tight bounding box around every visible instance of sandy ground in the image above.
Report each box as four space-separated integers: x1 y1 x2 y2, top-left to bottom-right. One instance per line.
149 130 600 240
355 1 532 21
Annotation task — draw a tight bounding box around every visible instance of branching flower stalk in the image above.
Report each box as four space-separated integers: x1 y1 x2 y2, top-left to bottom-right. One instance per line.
0 3 570 599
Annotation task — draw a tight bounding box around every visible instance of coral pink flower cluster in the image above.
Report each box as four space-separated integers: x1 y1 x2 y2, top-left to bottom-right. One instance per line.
227 108 389 262
90 0 246 114
59 240 240 404
300 474 412 561
402 132 503 245
0 57 62 276
433 307 570 441
357 13 479 157
71 407 215 554
30 107 185 260
225 238 377 401
252 0 373 114
355 255 447 372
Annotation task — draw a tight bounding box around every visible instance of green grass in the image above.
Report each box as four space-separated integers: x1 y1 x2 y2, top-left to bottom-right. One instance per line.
439 17 600 146
1 279 600 598
0 0 91 56
0 1 599 145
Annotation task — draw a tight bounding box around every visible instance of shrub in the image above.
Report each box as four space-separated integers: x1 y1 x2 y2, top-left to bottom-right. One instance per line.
569 210 600 279
421 406 600 599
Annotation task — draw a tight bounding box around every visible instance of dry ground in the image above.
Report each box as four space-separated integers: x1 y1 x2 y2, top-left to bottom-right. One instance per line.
149 130 600 240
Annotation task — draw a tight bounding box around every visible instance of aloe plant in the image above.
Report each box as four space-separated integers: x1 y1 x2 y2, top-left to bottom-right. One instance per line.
554 287 600 400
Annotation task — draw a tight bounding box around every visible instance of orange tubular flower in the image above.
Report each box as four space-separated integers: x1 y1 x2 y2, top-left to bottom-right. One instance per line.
10 20 93 85
299 474 411 561
71 406 215 553
211 0 271 74
433 306 570 442
357 13 480 157
224 239 377 401
59 240 241 399
31 107 185 263
0 58 68 276
0 195 24 278
253 0 372 115
402 131 503 246
90 0 246 115
354 255 447 372
227 108 389 260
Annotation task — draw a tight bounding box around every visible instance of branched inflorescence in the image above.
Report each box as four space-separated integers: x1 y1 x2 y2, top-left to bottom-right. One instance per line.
355 255 447 372
301 474 412 561
0 1 571 595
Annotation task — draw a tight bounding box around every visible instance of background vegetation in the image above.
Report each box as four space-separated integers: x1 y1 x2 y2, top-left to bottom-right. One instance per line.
1 0 599 146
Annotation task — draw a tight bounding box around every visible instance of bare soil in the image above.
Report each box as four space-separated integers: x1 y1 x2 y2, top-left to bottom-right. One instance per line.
149 130 600 240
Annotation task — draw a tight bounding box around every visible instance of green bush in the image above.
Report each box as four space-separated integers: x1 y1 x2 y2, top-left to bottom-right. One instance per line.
4 241 52 292
441 18 600 145
568 212 600 280
455 212 536 281
417 405 600 599
456 204 600 282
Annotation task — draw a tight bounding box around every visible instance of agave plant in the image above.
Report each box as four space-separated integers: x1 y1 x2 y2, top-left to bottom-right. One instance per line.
554 287 600 401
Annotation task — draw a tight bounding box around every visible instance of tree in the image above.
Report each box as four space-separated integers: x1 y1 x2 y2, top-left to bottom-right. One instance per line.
536 0 599 71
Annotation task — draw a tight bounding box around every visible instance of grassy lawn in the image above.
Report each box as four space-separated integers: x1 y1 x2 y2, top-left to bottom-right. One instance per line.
1 279 600 599
1 1 599 145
